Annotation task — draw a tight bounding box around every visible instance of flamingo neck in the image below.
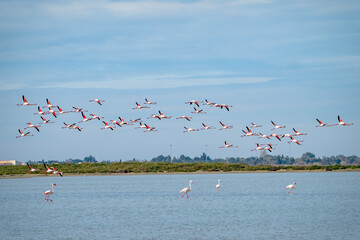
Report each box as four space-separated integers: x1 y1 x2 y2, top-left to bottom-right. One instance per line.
52 184 55 193
189 182 192 190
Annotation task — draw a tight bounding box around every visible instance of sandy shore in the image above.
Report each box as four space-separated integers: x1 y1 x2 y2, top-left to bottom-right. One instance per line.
1 169 359 179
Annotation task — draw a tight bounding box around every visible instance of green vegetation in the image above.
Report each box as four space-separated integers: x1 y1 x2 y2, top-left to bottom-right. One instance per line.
1 162 359 176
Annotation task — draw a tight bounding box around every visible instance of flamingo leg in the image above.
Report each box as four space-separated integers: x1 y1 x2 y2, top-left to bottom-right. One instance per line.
182 192 185 198
186 193 189 198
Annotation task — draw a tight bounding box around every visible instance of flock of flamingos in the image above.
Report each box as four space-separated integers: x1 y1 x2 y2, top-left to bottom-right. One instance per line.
16 95 354 201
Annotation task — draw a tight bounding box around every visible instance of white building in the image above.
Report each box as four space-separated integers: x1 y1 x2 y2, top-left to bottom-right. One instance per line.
0 160 23 166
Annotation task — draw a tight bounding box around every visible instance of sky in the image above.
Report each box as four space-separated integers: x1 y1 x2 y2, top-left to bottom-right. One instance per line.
0 0 359 162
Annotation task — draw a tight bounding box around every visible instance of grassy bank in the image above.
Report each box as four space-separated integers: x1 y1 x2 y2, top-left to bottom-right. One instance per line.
1 162 360 176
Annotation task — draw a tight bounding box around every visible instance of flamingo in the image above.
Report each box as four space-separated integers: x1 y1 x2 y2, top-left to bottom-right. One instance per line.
281 133 292 139
179 180 194 198
316 118 329 127
263 146 272 152
220 104 232 111
251 122 262 128
79 112 92 123
70 124 82 131
48 107 57 118
185 100 202 107
39 116 54 124
51 167 63 177
286 182 296 194
219 121 233 130
43 183 56 201
148 113 161 120
144 124 157 132
288 136 303 145
101 121 115 130
292 128 307 136
261 143 277 150
34 107 49 115
219 141 238 148
16 129 33 138
331 115 354 126
43 163 54 173
183 127 199 133
72 107 87 113
251 143 264 151
158 111 171 119
241 126 258 137
57 106 70 114
110 119 122 127
144 98 157 105
133 102 150 109
43 98 57 108
269 133 282 141
135 122 147 129
271 121 286 130
216 179 221 191
201 123 215 130
62 122 72 129
25 122 40 132
191 107 206 114
176 116 192 121
17 95 37 106
203 99 215 106
130 118 142 123
27 163 39 172
89 99 105 106
258 133 271 139
118 117 133 126
90 114 104 121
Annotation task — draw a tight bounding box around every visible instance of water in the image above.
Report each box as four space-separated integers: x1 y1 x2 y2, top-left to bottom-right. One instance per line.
0 172 359 240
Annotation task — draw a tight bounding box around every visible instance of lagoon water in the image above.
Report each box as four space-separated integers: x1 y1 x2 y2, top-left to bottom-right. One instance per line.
0 172 359 239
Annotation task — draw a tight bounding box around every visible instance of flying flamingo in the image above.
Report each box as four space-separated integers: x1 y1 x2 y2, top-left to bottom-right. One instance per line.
27 163 39 172
51 167 63 177
258 133 271 139
62 122 72 129
89 114 104 121
57 106 70 114
251 123 262 128
269 133 282 141
101 121 115 130
16 129 33 138
179 180 194 198
176 116 192 121
251 143 264 151
158 111 171 119
39 116 54 124
17 95 37 106
183 127 199 133
25 123 40 132
79 112 92 123
292 128 307 136
191 107 206 114
271 121 286 130
43 98 57 108
241 126 258 137
133 102 150 109
34 107 49 115
110 119 122 127
43 183 56 201
144 98 157 105
203 99 216 106
316 118 329 127
261 143 277 150
219 141 238 148
288 136 303 145
220 104 232 111
48 108 57 118
135 122 147 129
43 163 54 173
148 113 161 120
201 123 215 130
72 107 87 113
70 124 82 131
144 124 157 132
286 182 296 194
130 118 142 123
89 99 105 106
216 179 221 191
118 117 133 126
219 121 233 130
185 100 202 107
281 133 292 139
331 115 354 126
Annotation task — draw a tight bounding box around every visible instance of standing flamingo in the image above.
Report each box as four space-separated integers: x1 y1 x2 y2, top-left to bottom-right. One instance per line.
43 183 56 201
286 182 296 194
179 180 194 198
216 179 221 191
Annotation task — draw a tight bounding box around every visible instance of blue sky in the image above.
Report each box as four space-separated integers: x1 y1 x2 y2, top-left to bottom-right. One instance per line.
0 0 359 162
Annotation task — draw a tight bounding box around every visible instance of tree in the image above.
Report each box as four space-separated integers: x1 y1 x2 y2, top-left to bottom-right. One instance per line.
84 155 97 163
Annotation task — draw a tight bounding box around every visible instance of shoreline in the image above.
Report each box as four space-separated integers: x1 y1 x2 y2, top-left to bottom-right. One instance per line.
1 168 359 179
